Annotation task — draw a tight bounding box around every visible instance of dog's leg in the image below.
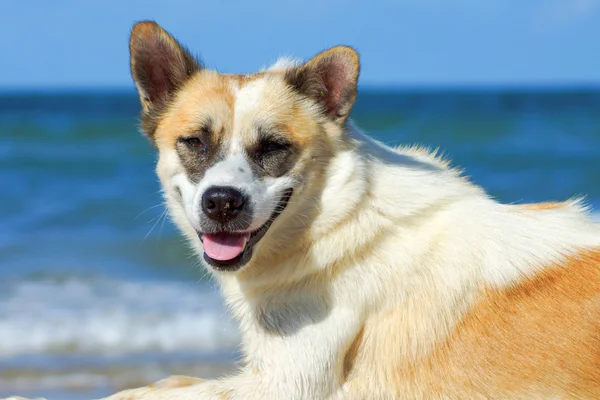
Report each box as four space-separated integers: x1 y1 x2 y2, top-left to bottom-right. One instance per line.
100 308 363 400
97 376 244 400
101 373 359 400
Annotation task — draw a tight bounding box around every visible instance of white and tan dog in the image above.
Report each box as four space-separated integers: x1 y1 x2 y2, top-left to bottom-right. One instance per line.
76 20 600 399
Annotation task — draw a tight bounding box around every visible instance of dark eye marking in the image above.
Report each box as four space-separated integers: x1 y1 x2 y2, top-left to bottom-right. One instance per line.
254 126 292 158
257 139 291 157
183 137 203 148
178 119 213 151
248 126 298 177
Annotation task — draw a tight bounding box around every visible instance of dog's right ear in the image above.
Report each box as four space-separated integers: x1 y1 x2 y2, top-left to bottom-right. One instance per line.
284 46 360 126
129 21 201 135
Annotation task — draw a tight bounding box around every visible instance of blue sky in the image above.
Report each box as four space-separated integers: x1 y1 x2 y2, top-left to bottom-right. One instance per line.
2 0 600 89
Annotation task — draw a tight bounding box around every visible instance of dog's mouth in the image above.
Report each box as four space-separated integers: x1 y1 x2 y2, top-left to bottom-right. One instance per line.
198 188 293 272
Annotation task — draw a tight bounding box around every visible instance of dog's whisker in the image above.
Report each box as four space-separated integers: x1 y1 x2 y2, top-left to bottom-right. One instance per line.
157 208 169 242
135 203 165 220
137 208 168 249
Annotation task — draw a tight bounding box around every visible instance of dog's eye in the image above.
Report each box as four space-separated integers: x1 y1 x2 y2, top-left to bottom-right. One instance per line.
260 140 288 154
184 137 203 149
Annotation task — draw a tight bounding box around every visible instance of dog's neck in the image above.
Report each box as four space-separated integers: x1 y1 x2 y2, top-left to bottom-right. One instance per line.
214 124 480 368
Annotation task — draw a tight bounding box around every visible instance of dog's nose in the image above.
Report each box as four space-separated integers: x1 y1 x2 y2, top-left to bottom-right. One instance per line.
201 186 246 223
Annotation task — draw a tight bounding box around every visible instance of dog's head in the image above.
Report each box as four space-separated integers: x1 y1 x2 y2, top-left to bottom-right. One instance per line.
129 21 360 273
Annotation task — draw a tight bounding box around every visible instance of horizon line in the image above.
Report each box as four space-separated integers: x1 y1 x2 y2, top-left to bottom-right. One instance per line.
1 82 599 95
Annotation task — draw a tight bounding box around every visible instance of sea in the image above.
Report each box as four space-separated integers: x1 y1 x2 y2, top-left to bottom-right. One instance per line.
1 89 599 399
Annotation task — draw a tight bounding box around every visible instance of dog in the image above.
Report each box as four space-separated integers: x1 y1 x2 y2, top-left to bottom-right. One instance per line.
97 20 600 399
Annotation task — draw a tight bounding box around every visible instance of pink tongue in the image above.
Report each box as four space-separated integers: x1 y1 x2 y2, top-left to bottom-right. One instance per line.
202 233 250 261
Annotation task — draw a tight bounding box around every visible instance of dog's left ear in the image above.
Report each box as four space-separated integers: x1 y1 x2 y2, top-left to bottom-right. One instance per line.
129 21 201 114
285 46 360 125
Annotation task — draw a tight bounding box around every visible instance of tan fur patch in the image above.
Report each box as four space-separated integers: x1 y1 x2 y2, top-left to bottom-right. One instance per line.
251 364 262 378
343 327 364 380
345 250 600 398
148 375 205 389
434 249 600 397
521 202 565 211
155 70 237 149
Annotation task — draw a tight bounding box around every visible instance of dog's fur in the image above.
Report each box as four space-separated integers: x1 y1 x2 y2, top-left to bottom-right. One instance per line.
102 21 600 400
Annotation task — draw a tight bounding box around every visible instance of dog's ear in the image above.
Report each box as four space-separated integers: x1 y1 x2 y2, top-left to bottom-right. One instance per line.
129 21 201 115
285 46 360 125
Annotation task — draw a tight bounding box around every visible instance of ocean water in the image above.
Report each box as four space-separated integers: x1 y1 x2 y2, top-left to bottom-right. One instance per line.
1 89 600 398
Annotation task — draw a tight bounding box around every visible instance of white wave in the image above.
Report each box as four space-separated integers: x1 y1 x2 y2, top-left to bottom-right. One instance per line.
0 277 240 358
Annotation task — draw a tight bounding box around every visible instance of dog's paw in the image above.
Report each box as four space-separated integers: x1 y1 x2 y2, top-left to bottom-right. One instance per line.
148 375 205 389
98 379 206 400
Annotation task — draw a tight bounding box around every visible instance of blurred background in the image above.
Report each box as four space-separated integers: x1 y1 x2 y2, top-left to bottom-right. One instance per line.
1 1 599 399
